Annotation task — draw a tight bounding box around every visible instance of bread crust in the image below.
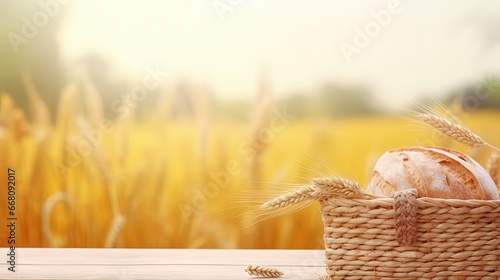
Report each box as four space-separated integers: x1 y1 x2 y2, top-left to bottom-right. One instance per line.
366 146 499 200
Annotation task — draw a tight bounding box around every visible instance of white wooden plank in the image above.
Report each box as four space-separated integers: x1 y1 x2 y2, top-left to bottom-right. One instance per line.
0 249 327 279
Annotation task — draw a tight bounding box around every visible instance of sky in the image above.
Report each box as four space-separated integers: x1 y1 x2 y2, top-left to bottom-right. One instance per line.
59 0 500 110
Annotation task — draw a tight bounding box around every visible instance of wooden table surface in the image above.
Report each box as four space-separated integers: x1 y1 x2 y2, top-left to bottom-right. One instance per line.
0 248 327 279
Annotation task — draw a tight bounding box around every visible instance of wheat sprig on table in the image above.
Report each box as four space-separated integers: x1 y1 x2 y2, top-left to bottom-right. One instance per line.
314 274 331 280
245 265 284 277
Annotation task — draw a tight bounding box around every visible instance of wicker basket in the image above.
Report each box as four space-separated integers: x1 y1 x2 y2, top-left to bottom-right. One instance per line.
320 188 500 279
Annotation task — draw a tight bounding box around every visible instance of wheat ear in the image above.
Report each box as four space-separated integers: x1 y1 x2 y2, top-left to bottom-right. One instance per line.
42 192 71 247
104 214 125 248
245 265 284 277
260 176 370 210
260 185 318 210
486 152 500 189
417 113 500 153
417 113 485 147
312 176 369 199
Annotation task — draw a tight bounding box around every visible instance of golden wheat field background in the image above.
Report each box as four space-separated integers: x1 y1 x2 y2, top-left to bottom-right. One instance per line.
1 82 499 249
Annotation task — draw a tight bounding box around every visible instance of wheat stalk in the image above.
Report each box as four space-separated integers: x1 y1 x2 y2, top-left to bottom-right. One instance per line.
248 68 273 186
104 214 125 248
245 265 284 277
487 152 500 189
82 77 104 128
260 185 318 210
41 192 72 247
21 71 51 140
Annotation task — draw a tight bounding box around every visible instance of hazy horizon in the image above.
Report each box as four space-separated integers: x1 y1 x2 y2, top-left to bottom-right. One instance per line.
55 0 500 110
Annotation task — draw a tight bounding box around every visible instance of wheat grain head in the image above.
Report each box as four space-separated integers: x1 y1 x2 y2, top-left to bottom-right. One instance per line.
486 152 500 190
260 185 318 210
104 214 125 248
41 191 72 247
314 274 332 280
245 265 284 277
312 176 368 199
416 113 486 148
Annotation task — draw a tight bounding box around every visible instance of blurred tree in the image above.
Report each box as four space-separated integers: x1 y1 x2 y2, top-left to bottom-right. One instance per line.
317 83 377 117
214 100 251 121
0 1 67 120
277 93 311 119
447 77 500 110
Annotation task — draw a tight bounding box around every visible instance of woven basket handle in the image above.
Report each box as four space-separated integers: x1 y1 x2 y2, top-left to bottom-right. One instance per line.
393 189 418 246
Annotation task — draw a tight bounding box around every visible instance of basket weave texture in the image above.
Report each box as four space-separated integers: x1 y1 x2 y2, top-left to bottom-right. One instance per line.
320 188 500 279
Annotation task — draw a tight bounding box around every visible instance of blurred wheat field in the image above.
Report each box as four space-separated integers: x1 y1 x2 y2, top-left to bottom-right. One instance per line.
1 89 500 249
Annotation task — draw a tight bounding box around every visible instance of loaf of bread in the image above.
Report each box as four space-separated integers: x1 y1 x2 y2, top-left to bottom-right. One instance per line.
366 146 499 200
